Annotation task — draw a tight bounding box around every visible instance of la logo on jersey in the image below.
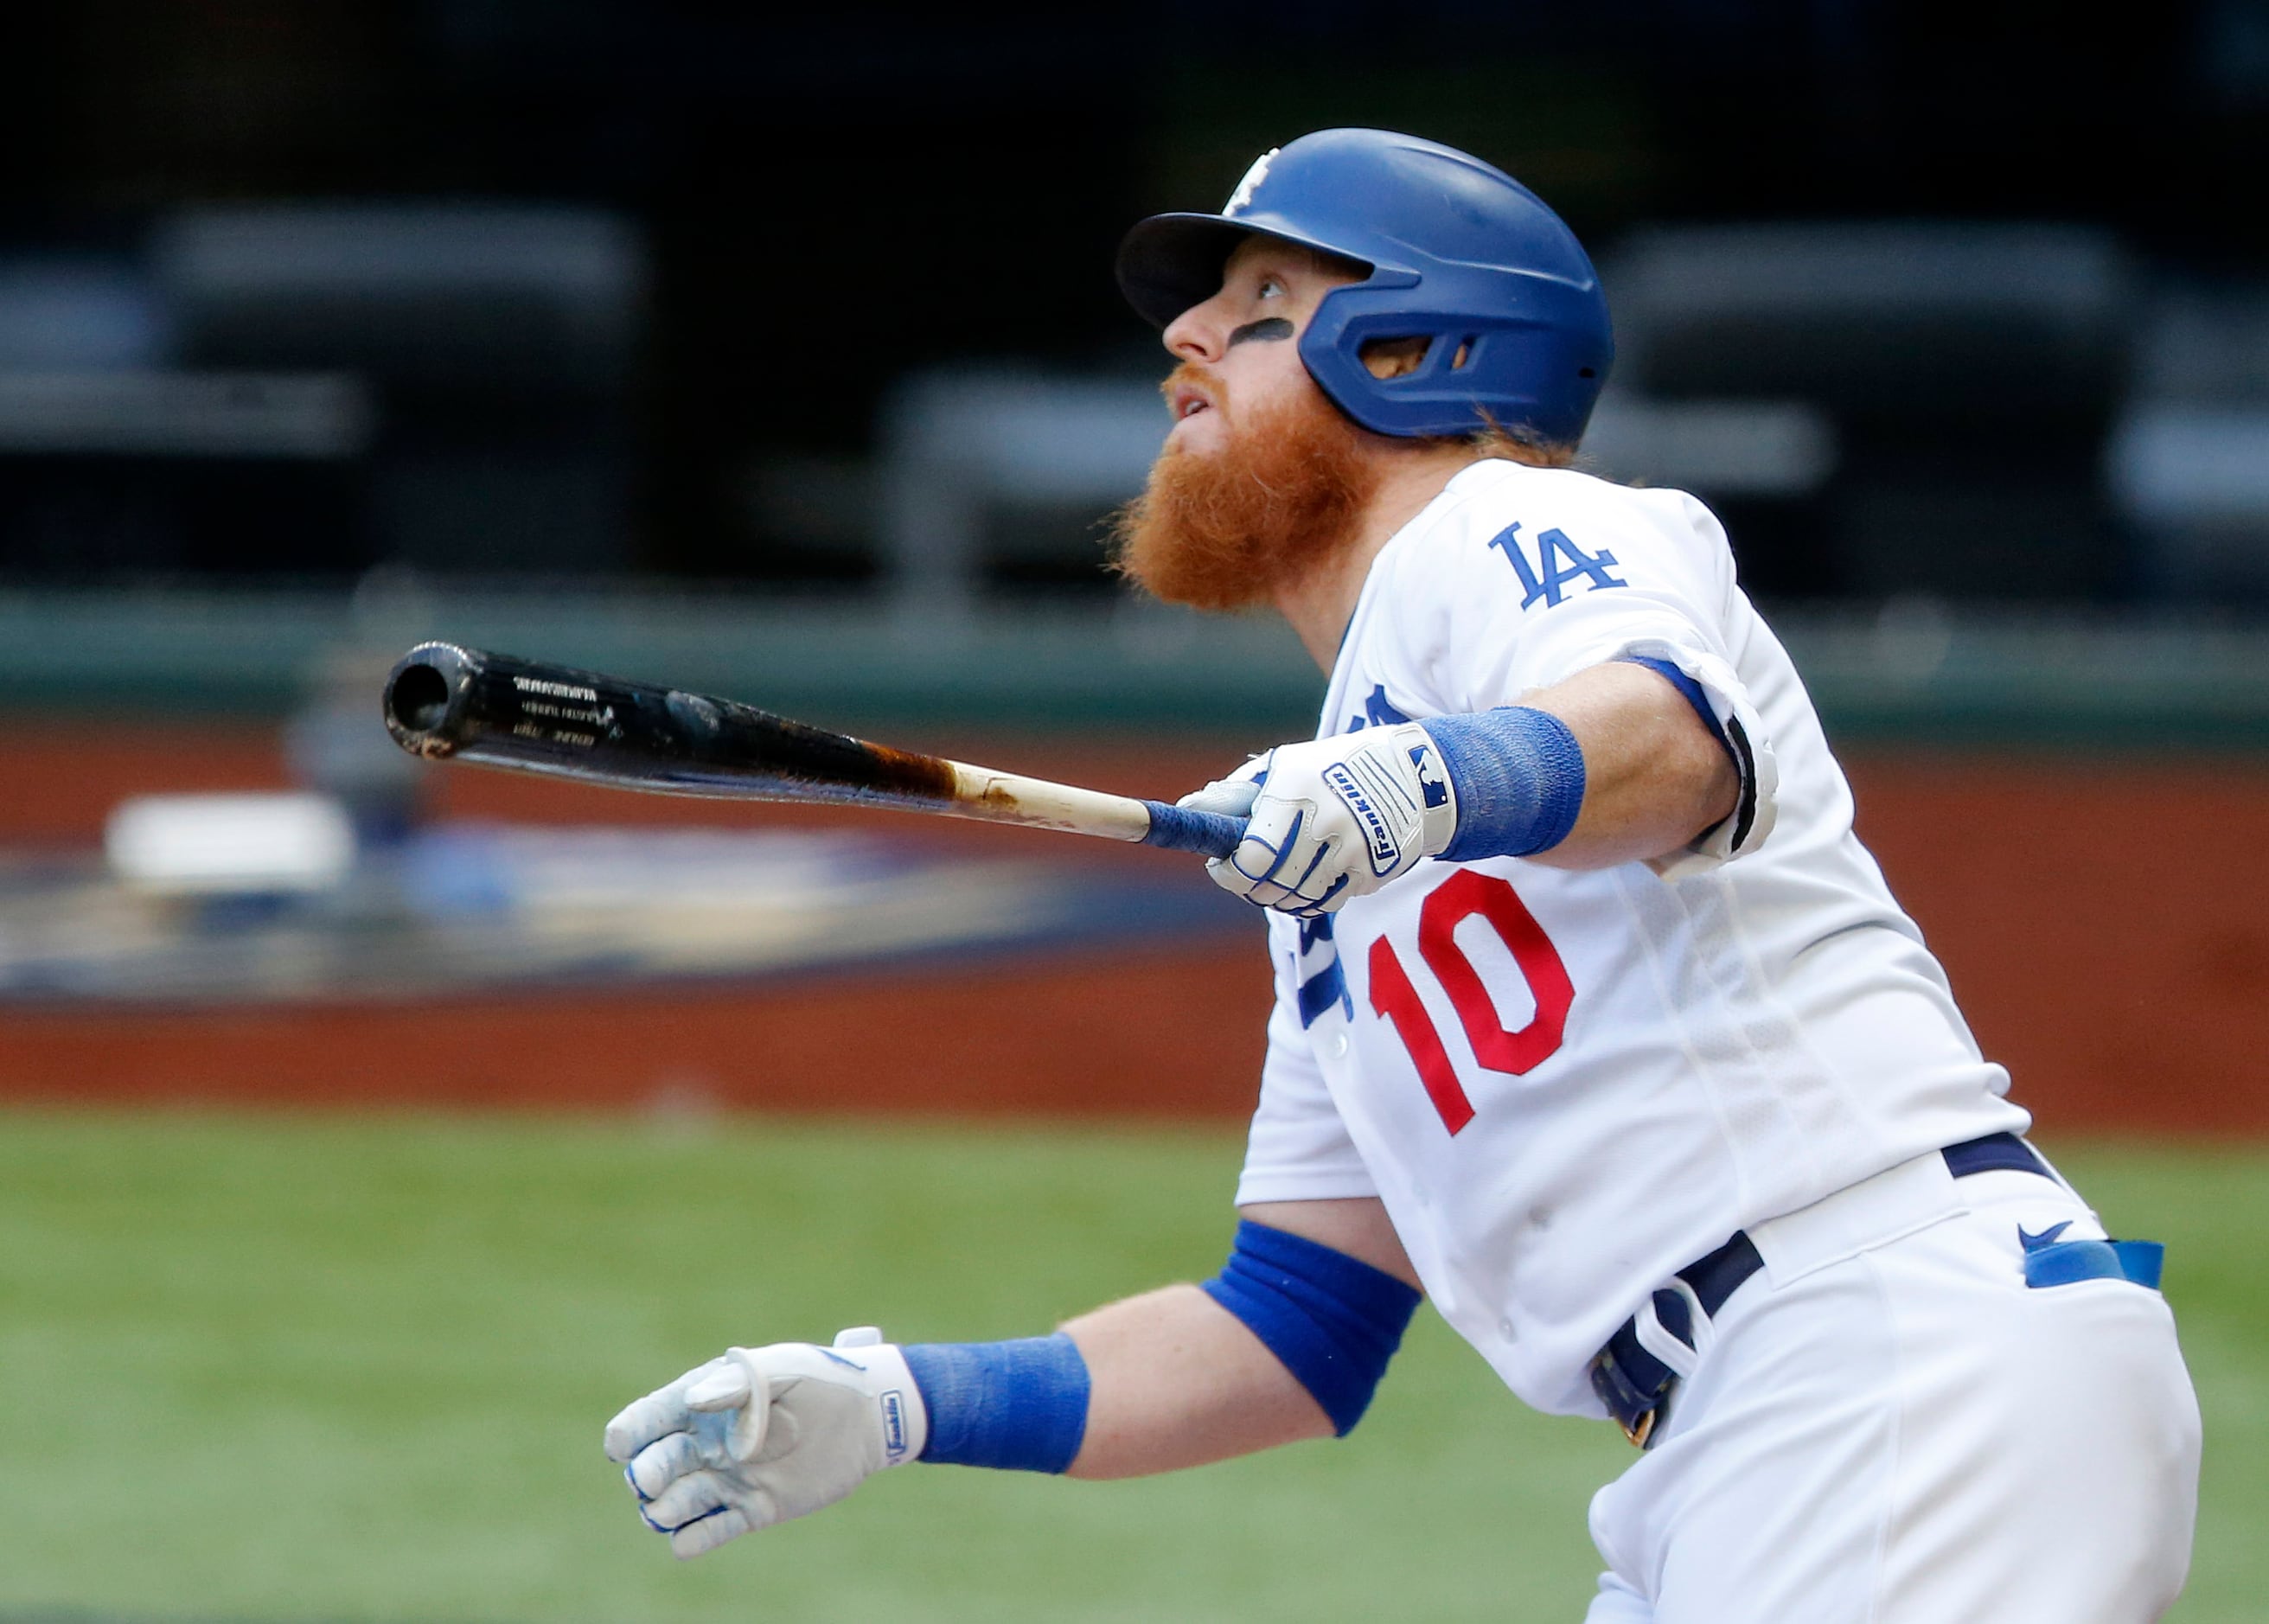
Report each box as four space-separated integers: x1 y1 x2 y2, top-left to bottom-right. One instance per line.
1486 521 1628 609
1224 149 1278 216
1345 684 1413 734
1294 914 1352 1027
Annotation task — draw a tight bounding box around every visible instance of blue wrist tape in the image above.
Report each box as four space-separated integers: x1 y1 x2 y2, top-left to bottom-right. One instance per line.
1422 707 1587 860
1199 1219 1422 1436
901 1333 1090 1474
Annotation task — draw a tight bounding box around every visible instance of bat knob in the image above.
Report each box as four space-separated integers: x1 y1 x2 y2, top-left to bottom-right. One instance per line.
382 642 479 757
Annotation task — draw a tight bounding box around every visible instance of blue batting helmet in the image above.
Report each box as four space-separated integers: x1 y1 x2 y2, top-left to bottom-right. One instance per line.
1116 128 1613 445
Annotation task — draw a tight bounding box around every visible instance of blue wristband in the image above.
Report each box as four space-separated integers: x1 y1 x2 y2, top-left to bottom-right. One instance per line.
1422 707 1587 860
900 1333 1090 1474
1200 1220 1422 1436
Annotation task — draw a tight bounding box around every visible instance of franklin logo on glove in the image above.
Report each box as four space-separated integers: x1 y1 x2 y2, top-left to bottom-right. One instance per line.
1321 758 1410 875
880 1389 911 1461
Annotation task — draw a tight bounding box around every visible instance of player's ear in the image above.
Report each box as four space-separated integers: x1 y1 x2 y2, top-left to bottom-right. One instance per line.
1359 336 1432 380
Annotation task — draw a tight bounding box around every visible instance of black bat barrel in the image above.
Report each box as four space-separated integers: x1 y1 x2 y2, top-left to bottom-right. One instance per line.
380 642 962 806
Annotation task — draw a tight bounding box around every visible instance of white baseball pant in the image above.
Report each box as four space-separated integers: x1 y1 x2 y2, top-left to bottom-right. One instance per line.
1582 1165 2201 1623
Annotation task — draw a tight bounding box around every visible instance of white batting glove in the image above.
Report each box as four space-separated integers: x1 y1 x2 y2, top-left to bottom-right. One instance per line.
602 1327 927 1559
1178 723 1458 917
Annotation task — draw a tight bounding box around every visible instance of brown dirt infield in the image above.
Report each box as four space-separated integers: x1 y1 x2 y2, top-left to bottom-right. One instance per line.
2 722 2264 1133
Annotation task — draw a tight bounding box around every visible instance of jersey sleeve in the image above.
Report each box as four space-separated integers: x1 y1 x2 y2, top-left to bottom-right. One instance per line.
1411 476 1780 876
1233 940 1377 1207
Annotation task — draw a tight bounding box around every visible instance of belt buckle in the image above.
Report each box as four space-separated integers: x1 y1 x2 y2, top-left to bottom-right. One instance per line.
1588 1346 1668 1449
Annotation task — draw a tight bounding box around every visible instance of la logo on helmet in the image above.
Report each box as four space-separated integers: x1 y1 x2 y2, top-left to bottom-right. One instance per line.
1224 149 1278 216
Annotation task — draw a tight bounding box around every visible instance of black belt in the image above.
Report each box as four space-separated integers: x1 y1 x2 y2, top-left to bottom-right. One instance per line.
1588 1132 2053 1448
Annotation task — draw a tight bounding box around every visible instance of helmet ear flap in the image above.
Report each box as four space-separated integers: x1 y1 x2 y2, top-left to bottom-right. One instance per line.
1298 277 1606 444
1300 285 1480 438
1357 332 1490 381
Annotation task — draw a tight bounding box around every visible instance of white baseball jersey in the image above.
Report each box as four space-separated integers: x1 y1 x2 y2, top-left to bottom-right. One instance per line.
1232 457 2032 1417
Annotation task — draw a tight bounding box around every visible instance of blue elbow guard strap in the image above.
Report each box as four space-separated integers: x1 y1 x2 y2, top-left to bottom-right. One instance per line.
1200 1220 1422 1436
901 1333 1090 1474
1422 706 1587 860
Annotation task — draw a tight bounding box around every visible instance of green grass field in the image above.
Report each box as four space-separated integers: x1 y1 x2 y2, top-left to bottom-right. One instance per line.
0 1110 2259 1621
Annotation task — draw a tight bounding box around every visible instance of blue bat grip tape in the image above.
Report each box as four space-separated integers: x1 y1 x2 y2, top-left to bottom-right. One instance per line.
1139 800 1247 859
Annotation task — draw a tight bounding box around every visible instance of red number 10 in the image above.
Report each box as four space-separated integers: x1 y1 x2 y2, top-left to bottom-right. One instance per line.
1366 870 1572 1135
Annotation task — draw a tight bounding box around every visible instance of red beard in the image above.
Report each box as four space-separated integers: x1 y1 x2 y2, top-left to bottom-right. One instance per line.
1108 363 1381 612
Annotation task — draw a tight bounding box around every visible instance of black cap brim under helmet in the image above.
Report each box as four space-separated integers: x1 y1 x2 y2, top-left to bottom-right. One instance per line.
1115 212 1375 329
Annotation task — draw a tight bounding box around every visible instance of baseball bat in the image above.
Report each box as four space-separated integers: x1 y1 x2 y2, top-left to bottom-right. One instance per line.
380 643 1247 859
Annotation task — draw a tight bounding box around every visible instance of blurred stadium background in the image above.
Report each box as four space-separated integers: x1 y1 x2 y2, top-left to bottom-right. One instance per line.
1 4 2265 1620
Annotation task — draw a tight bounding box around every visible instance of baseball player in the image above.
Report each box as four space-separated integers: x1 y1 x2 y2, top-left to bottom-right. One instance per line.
604 130 2201 1621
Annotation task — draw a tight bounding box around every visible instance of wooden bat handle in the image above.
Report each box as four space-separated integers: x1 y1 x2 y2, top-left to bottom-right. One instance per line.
938 762 1243 856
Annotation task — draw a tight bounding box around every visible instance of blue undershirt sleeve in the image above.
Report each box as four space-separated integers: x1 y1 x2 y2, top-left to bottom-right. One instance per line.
1200 1219 1422 1436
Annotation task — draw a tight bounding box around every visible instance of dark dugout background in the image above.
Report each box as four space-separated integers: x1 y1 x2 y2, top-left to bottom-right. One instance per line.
1 2 2261 598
